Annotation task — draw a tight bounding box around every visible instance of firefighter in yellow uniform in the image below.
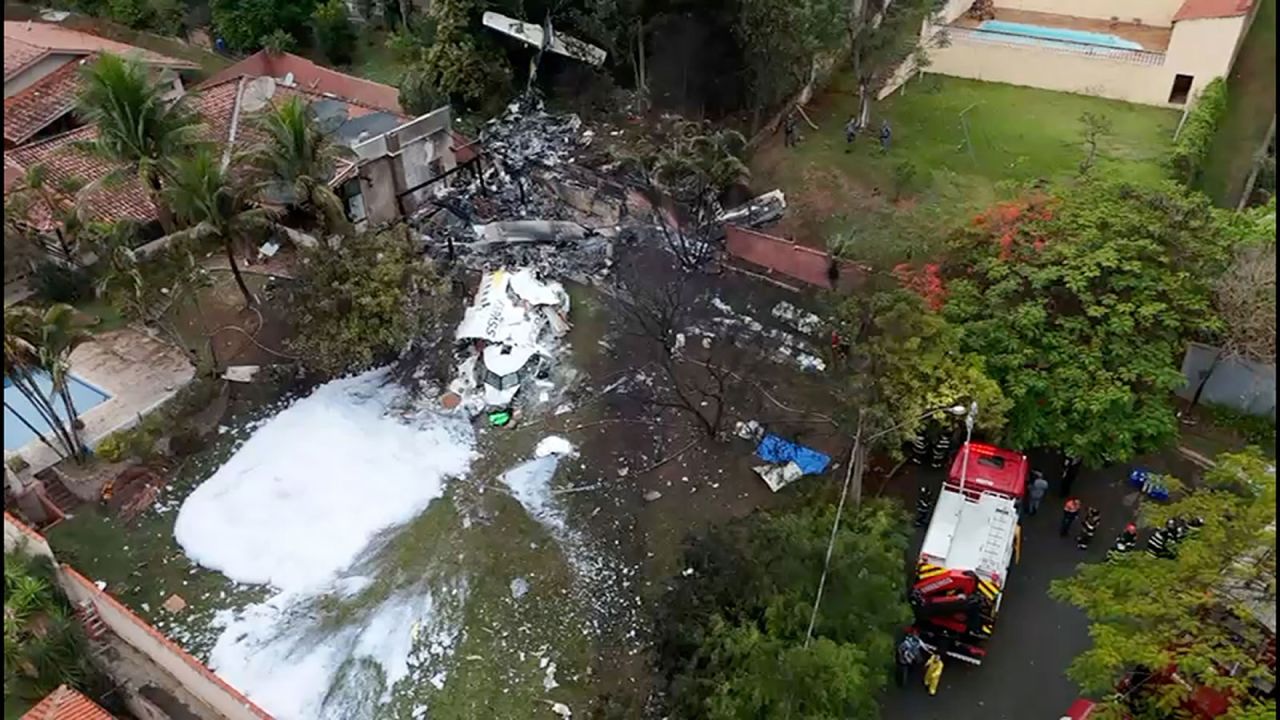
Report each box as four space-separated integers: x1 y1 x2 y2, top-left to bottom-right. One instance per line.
924 652 944 695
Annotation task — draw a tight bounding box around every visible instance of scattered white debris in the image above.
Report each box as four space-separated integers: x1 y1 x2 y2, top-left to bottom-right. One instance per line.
511 577 530 600
547 701 572 718
681 568 695 577
258 241 280 258
643 490 662 502
535 436 576 458
222 365 260 383
771 301 822 335
543 661 560 691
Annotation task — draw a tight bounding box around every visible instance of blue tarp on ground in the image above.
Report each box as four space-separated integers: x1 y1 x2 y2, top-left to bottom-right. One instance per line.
755 433 831 475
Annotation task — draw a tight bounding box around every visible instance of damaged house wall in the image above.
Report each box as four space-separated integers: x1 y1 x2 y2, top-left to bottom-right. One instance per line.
354 105 457 225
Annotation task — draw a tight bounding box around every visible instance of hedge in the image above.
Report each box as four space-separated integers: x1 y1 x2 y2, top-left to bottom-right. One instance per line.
1169 77 1228 185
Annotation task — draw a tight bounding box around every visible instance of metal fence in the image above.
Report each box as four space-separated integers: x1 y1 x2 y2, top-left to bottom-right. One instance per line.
1178 342 1276 418
947 26 1167 66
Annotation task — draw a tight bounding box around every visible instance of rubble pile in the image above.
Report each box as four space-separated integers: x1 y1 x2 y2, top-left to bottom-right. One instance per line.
416 98 628 285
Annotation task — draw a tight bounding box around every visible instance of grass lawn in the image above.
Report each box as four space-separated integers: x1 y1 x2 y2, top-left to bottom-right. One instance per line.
752 74 1179 251
1197 0 1277 207
350 29 404 87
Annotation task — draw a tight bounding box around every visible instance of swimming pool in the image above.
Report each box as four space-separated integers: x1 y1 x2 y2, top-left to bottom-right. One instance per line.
4 372 111 451
979 20 1144 50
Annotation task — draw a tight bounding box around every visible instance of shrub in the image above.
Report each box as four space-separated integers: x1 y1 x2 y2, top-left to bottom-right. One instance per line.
32 262 94 304
148 0 187 35
312 0 357 65
261 28 298 54
211 0 316 52
94 420 160 462
1169 77 1228 184
892 159 919 200
107 0 151 28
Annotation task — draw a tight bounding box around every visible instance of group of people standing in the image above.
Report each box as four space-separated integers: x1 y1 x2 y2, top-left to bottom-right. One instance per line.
781 110 892 152
1024 456 1099 550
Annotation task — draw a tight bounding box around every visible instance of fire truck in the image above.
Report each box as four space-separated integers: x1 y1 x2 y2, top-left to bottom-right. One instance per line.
910 441 1029 665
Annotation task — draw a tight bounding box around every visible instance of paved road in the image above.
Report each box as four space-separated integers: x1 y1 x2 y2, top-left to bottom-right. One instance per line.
879 452 1176 720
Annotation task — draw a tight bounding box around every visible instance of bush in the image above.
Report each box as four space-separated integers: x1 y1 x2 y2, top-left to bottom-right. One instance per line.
261 28 298 54
287 225 451 378
32 262 94 304
211 0 316 52
148 0 187 35
1204 403 1277 450
1169 77 1228 184
312 0 357 65
892 159 919 200
94 420 160 462
106 0 151 28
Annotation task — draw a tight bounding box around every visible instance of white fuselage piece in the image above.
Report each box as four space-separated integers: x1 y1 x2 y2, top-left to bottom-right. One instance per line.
452 268 571 409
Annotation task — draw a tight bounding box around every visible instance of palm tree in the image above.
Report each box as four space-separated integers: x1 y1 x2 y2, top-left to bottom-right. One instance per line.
5 164 95 267
4 306 92 463
74 53 206 234
164 149 279 306
247 96 354 240
4 309 80 462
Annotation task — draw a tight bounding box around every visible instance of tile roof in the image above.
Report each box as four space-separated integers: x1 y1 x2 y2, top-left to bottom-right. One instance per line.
3 21 196 80
21 685 116 720
1173 0 1254 21
4 56 85 145
5 78 407 228
5 36 45 78
201 50 403 113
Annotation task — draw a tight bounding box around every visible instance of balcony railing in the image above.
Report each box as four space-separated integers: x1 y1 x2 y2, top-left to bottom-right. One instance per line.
945 26 1166 66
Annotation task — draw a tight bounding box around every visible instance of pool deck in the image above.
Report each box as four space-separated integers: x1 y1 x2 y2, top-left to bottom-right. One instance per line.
8 327 195 483
954 8 1173 52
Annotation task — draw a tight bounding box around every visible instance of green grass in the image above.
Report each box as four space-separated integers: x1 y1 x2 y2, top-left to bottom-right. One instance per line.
1197 0 1277 207
73 297 128 333
754 74 1178 249
350 29 405 87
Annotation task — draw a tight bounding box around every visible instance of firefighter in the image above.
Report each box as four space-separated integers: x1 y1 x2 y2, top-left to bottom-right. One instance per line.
844 115 861 152
1076 507 1101 550
1060 455 1082 497
784 112 799 147
1168 516 1190 542
914 485 933 527
923 651 944 695
910 431 929 465
1107 522 1139 563
930 431 951 470
895 633 925 687
1059 497 1082 537
1146 526 1175 559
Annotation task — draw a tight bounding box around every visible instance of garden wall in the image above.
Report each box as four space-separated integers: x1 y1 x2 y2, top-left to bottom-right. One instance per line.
1178 342 1276 418
724 224 865 291
995 0 1182 26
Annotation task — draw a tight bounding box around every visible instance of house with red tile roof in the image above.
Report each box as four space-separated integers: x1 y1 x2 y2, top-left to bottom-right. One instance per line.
895 0 1259 107
4 21 197 148
20 685 116 720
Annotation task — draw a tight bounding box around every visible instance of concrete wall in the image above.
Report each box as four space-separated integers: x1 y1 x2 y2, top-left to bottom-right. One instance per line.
58 566 274 720
4 53 78 98
924 15 1244 107
995 0 1183 26
352 106 456 223
3 511 54 561
1178 342 1276 418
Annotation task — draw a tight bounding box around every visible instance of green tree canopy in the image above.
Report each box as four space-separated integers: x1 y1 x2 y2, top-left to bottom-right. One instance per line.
658 498 912 719
832 284 1009 453
287 224 449 378
211 0 317 52
4 553 99 705
943 180 1236 465
1050 449 1276 719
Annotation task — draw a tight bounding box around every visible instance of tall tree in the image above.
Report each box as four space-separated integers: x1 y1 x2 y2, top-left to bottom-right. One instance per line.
3 306 91 463
75 54 206 234
1050 449 1276 720
626 121 749 271
659 499 911 719
832 284 1009 456
163 149 278 306
943 180 1234 465
247 96 354 240
736 0 847 126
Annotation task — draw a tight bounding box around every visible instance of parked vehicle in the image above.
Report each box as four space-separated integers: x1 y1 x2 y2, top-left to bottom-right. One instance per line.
910 442 1030 665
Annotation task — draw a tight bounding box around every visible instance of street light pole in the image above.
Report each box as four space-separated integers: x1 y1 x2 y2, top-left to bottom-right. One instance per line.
803 402 969 648
955 401 979 500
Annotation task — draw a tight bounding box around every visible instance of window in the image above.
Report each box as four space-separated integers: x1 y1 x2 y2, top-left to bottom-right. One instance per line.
1168 74 1194 104
977 455 1006 469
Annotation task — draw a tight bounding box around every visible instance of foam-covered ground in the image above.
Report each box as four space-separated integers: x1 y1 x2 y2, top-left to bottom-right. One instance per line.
174 369 477 718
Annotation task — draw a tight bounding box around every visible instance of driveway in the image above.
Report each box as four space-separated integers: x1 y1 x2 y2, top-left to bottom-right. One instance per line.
879 448 1203 719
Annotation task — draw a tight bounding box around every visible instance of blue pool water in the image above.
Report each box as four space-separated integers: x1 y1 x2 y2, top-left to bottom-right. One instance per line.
979 20 1144 50
4 372 111 450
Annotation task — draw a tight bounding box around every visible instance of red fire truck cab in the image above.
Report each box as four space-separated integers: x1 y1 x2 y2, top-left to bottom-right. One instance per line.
910 442 1029 665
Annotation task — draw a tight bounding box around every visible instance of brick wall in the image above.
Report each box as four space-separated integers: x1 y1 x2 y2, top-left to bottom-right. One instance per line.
724 224 865 291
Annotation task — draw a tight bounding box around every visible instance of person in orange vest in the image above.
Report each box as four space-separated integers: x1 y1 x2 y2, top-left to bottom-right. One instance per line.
1059 497 1082 537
